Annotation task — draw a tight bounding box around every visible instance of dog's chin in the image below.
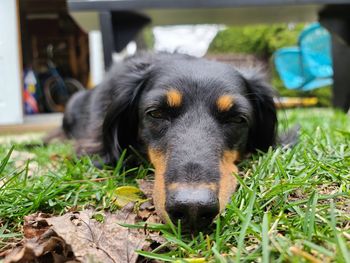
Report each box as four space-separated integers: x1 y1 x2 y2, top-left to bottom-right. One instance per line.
154 207 218 233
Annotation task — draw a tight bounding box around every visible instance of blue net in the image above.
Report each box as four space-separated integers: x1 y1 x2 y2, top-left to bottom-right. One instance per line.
299 23 333 78
274 23 333 91
274 47 304 89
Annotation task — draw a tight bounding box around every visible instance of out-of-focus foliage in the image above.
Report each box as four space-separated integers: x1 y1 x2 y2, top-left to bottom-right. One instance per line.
141 26 155 50
208 23 332 106
208 23 305 58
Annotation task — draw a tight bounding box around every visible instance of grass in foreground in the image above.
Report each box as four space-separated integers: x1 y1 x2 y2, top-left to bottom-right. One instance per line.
0 108 349 262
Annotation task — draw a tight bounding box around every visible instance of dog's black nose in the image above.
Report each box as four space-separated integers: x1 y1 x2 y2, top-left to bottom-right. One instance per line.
166 187 219 230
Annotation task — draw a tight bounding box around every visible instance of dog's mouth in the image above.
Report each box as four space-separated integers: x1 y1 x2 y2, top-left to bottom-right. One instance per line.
148 148 239 231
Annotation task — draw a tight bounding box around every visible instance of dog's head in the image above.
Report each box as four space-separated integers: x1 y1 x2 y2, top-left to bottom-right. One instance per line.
103 53 277 230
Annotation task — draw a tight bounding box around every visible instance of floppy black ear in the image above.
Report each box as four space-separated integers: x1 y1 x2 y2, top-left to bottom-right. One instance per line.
241 69 277 153
101 55 153 165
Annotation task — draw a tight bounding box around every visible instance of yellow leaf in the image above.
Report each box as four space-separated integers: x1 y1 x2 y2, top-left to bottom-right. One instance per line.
111 186 146 207
174 258 207 263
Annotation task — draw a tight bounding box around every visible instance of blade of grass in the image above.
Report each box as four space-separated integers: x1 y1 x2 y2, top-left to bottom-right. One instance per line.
262 212 270 263
0 146 14 176
236 191 256 262
136 250 175 262
303 240 334 258
330 200 350 263
162 233 195 254
215 216 221 251
303 191 318 241
212 243 227 263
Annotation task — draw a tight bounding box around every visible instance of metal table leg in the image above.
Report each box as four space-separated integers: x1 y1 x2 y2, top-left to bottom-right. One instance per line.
98 11 151 70
320 4 350 112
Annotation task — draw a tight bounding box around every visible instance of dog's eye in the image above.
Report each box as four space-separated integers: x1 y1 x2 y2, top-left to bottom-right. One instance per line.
224 115 247 124
147 109 166 119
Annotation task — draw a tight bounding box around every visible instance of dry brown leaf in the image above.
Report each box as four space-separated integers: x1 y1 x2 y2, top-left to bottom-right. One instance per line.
2 204 165 263
46 205 149 263
136 179 154 199
23 213 51 239
2 180 165 263
136 179 163 225
136 200 162 225
3 229 75 263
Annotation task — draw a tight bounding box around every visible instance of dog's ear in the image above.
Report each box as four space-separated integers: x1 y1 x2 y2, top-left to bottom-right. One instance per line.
101 55 153 165
241 69 277 153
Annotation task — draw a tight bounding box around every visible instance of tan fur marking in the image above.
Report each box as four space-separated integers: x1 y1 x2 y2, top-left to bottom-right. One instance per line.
148 148 170 222
219 150 239 211
167 182 217 192
166 89 182 107
217 95 235 112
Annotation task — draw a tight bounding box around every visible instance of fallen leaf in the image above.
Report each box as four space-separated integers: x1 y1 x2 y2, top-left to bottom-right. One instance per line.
23 213 51 239
2 179 166 262
174 258 207 263
136 200 162 225
2 229 75 263
135 180 163 225
47 206 148 263
137 179 154 199
111 186 147 207
2 205 164 263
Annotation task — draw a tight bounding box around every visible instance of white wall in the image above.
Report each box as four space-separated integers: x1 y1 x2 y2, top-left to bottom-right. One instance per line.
89 30 104 86
0 0 23 125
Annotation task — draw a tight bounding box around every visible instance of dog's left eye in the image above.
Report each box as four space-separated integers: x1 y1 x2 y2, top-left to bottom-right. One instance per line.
147 109 166 119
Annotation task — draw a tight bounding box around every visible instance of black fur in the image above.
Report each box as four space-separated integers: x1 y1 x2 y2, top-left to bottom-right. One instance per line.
239 68 277 153
62 53 277 164
59 52 279 229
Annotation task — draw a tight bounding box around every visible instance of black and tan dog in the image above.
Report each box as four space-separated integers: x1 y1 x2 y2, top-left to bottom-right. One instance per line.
59 52 277 230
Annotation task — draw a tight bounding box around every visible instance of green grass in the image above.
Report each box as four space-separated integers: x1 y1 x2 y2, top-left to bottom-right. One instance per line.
1 108 350 262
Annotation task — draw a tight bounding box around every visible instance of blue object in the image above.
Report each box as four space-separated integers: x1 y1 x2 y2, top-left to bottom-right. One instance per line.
274 23 333 91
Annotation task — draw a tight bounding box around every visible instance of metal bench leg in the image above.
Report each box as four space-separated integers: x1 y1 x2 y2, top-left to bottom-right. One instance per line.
319 4 350 112
99 11 114 70
98 11 150 70
331 37 350 112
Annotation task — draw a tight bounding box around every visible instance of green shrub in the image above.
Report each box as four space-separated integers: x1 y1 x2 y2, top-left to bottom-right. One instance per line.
208 23 305 58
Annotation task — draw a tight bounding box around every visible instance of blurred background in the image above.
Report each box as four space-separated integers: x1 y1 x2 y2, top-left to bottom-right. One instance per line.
1 0 349 131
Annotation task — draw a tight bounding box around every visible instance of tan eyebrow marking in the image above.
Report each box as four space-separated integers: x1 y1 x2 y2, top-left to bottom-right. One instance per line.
166 89 182 107
216 95 235 112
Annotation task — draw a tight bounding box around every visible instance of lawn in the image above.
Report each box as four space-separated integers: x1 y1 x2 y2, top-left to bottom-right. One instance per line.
0 108 349 262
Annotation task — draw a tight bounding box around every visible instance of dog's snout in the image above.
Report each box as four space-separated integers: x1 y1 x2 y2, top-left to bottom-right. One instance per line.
166 187 219 230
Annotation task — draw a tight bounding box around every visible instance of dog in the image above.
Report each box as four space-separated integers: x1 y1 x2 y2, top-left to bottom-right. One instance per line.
59 52 277 231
